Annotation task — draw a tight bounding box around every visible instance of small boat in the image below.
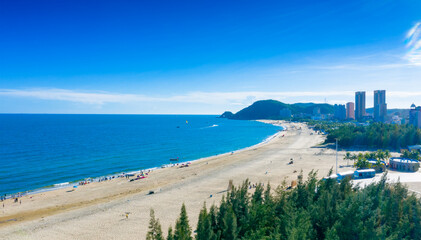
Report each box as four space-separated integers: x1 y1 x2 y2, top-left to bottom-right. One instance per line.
170 157 179 161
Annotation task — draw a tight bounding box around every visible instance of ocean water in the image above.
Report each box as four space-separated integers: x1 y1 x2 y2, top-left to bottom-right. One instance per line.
0 114 281 195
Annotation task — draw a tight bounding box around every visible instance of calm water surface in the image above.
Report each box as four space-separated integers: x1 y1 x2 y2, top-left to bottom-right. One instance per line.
0 114 281 194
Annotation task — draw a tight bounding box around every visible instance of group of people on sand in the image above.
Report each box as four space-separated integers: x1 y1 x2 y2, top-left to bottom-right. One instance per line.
11 193 23 198
127 171 152 182
1 193 24 202
79 173 129 185
0 195 22 206
178 163 190 168
249 182 264 189
77 170 153 185
98 176 112 182
78 180 92 186
125 170 150 179
14 197 21 204
0 190 29 207
1 169 156 205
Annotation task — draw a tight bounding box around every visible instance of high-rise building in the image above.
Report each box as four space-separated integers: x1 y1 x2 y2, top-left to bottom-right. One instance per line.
346 102 355 120
334 104 346 120
355 91 366 120
374 90 387 122
409 104 421 128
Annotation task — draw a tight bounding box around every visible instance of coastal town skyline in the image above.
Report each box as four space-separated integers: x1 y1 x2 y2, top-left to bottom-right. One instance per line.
1 1 421 114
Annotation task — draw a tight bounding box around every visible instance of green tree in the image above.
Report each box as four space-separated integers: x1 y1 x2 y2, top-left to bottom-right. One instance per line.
226 180 250 237
166 174 421 240
350 153 357 166
324 227 340 240
354 153 371 169
287 209 313 240
406 150 420 160
221 208 237 240
376 149 385 161
344 152 351 166
323 122 421 149
216 197 228 237
174 204 192 240
146 209 164 240
401 150 411 159
385 150 391 161
335 197 361 240
196 203 216 240
208 205 218 235
167 227 174 240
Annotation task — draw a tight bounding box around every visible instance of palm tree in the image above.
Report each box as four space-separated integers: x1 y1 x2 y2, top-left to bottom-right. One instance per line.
355 153 370 169
376 150 384 161
384 150 391 165
400 150 419 160
344 152 351 166
350 154 357 166
385 150 391 159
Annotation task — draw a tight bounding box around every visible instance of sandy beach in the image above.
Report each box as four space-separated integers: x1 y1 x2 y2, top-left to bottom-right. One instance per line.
0 121 386 239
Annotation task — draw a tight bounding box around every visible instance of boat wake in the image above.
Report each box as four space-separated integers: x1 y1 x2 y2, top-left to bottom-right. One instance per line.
202 124 219 129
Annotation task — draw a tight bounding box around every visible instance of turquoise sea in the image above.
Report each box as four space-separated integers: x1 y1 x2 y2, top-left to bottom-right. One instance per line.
0 114 281 195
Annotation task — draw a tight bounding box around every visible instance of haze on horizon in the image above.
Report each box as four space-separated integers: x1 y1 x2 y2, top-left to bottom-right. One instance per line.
1 0 421 114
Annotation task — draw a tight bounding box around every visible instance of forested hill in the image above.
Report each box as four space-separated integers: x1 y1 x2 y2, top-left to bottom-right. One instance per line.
220 100 334 120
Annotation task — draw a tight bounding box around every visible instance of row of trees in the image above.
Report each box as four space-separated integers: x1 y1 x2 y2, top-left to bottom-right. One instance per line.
310 121 350 133
343 149 421 170
401 150 421 160
146 172 421 239
323 122 421 149
343 150 391 169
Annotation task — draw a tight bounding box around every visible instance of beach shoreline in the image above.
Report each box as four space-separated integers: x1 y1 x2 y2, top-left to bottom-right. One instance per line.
0 120 354 239
1 120 285 200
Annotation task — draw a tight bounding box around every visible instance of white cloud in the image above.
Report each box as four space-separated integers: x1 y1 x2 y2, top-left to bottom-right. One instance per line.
406 22 421 66
0 88 357 106
2 88 421 112
0 89 148 104
407 22 421 44
0 89 416 103
311 63 413 71
388 91 421 98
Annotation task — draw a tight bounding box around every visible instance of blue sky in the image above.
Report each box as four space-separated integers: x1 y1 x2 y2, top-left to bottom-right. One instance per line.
1 0 421 114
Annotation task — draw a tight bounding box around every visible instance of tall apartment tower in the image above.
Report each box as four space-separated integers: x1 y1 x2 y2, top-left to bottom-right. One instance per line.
409 104 421 128
374 90 387 122
355 91 366 120
334 104 346 120
346 102 355 120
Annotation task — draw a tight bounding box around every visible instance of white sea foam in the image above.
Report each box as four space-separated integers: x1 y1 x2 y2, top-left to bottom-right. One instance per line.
54 182 70 187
